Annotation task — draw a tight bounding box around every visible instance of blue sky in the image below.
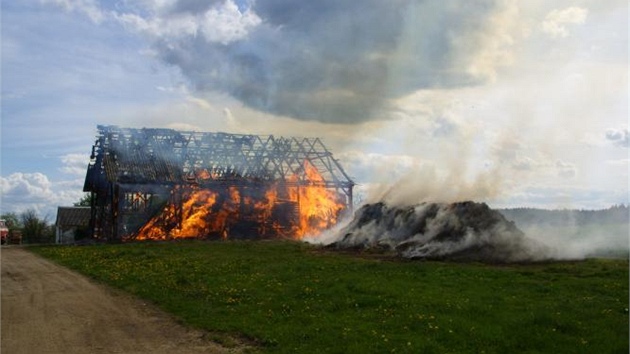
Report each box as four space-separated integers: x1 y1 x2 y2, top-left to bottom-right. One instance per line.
1 0 628 218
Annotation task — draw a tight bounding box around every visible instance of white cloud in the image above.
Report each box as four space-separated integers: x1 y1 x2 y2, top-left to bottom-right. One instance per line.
541 7 588 38
1 172 53 198
114 0 261 44
115 12 197 39
200 0 262 44
41 0 106 23
59 153 90 176
0 172 84 218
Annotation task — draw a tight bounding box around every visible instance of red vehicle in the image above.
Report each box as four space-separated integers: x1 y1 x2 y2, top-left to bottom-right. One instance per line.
0 219 8 245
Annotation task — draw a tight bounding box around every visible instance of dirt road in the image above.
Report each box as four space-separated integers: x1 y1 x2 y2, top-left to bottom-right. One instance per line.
1 247 240 354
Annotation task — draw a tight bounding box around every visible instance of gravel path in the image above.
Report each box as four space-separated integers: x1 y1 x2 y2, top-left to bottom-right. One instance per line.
1 247 240 354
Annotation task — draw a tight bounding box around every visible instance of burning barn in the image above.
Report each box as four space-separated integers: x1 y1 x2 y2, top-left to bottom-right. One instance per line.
83 125 354 242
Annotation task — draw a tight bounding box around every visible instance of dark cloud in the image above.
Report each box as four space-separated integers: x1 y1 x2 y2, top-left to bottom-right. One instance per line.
152 0 514 123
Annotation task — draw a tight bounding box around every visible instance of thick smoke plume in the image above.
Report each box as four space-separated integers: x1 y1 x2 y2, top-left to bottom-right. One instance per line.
329 201 550 262
137 0 516 123
500 206 630 260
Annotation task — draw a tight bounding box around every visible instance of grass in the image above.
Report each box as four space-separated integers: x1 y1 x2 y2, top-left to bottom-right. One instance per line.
31 240 628 353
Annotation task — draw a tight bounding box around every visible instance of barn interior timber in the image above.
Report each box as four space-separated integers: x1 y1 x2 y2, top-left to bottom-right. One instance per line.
83 125 354 241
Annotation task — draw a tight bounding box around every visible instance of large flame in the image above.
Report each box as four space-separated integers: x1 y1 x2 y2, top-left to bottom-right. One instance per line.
133 160 346 241
136 189 218 240
288 161 345 237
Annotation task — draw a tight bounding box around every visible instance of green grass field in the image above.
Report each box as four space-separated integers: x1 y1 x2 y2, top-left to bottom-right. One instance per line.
32 241 628 353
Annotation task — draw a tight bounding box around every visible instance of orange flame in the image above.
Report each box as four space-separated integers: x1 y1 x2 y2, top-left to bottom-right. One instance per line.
136 189 218 240
134 162 346 241
287 161 345 239
196 169 212 180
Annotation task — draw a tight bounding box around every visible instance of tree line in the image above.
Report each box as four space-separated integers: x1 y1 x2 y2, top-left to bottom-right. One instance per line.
0 194 93 244
499 204 629 227
1 209 55 244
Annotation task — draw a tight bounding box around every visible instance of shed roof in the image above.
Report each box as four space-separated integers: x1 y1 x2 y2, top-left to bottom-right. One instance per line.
56 207 91 227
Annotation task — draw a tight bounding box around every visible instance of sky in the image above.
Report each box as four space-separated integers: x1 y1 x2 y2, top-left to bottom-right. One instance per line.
1 0 628 219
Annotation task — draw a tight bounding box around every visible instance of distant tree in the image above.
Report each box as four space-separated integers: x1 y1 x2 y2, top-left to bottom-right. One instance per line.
1 212 21 229
74 193 94 207
20 209 54 244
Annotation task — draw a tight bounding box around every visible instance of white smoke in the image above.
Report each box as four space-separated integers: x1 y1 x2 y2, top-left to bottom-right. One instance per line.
520 224 629 259
320 201 551 263
500 207 630 259
309 202 629 262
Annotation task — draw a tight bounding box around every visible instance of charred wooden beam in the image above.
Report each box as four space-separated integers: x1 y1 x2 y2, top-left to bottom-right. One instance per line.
83 125 354 241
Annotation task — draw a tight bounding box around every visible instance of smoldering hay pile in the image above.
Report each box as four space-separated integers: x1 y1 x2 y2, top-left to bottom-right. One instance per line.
328 201 550 262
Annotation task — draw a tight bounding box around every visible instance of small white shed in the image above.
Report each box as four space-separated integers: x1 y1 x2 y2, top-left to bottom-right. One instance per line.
55 207 91 244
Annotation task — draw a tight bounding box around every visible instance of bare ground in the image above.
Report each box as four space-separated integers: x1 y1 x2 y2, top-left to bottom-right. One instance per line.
1 247 248 354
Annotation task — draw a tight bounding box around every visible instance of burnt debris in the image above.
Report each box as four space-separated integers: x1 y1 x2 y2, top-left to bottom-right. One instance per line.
332 201 549 262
